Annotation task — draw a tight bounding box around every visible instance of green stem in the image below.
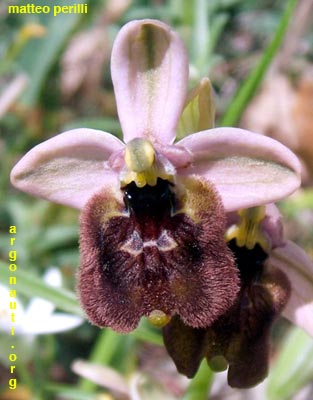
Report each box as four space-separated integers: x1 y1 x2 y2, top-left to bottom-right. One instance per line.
182 361 214 400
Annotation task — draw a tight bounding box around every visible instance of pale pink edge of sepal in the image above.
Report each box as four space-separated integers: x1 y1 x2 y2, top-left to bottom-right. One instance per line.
177 127 301 211
10 128 124 209
270 240 313 337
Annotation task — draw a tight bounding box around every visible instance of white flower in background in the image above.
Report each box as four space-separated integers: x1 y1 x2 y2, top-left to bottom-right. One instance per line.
72 359 177 400
0 268 83 335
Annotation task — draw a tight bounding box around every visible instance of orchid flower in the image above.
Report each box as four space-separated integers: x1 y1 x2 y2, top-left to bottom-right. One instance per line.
0 268 82 335
163 204 313 388
11 19 301 336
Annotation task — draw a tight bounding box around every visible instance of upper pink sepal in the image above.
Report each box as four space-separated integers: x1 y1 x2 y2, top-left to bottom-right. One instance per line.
177 127 301 211
111 19 189 145
270 240 313 337
10 129 124 209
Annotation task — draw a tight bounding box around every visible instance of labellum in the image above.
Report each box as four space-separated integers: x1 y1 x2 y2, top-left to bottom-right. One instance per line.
163 207 291 388
211 239 291 388
78 138 240 333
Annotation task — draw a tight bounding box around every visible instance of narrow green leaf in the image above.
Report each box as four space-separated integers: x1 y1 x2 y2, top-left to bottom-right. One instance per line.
220 0 298 127
79 321 163 391
79 329 124 392
192 0 210 64
209 13 228 55
0 261 83 317
267 328 313 400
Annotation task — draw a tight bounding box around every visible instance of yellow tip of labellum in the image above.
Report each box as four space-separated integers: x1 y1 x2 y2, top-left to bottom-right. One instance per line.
147 310 171 328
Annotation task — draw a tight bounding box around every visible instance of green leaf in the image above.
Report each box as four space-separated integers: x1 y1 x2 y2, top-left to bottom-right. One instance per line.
267 327 313 400
78 329 125 392
0 261 83 317
78 320 163 391
192 0 210 65
220 0 298 127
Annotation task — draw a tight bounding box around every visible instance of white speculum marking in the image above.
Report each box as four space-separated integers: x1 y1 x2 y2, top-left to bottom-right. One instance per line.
120 230 177 256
